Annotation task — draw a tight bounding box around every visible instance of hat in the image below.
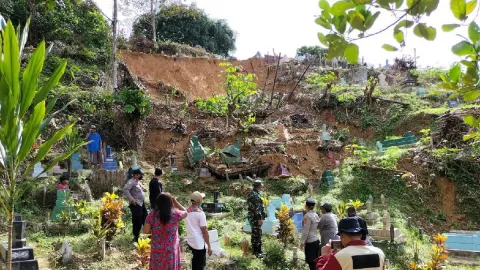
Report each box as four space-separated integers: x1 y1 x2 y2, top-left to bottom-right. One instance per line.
253 180 263 187
90 125 96 129
337 217 364 235
321 202 332 211
189 191 206 203
132 169 144 175
306 198 316 206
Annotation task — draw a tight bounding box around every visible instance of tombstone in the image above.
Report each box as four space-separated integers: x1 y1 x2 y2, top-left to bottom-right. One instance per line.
381 194 386 205
71 153 83 170
241 237 249 256
307 183 313 197
378 73 388 88
328 151 335 166
274 164 290 179
320 124 332 141
51 190 77 222
281 194 293 209
382 211 391 230
207 230 227 257
321 170 334 186
292 212 304 233
276 122 289 142
170 152 178 173
59 240 72 264
201 191 225 213
131 154 140 170
376 141 384 153
366 200 372 213
417 88 426 97
368 195 374 204
188 136 205 165
0 216 39 269
52 164 63 175
199 168 211 178
32 163 47 178
103 146 118 171
220 139 242 165
339 77 347 86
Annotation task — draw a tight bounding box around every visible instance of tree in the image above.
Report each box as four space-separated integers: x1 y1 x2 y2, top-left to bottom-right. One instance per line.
132 3 236 56
317 0 480 146
196 62 257 128
0 20 84 269
296 45 328 59
113 0 118 90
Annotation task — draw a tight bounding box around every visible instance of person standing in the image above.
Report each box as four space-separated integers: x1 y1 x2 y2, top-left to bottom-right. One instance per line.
318 203 338 248
247 180 266 258
144 193 187 270
347 207 372 246
86 125 103 169
185 191 213 270
124 169 148 243
301 198 321 270
149 168 163 210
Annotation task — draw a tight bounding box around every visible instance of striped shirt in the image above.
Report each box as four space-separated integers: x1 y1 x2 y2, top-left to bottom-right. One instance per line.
316 240 385 270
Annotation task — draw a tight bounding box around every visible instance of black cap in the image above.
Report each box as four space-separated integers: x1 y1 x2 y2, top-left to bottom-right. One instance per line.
337 217 364 235
154 168 163 176
321 202 332 211
306 198 316 206
132 169 144 175
59 175 69 181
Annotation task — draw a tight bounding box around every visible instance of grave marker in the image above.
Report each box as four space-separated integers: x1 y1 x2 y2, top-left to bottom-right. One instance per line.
378 73 388 88
71 153 83 170
103 146 118 171
320 124 332 141
32 163 47 178
0 216 39 269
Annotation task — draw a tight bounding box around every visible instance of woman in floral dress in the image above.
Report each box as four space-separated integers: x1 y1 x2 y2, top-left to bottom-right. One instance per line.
144 193 187 270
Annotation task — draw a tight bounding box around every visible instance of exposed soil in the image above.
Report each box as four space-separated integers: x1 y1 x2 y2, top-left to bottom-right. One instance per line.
438 175 457 219
120 51 296 101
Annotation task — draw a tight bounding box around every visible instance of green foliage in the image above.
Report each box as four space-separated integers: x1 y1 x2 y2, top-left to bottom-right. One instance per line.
114 88 153 121
262 238 288 270
307 72 337 90
411 68 445 85
196 62 257 128
296 45 328 59
133 3 236 56
0 0 111 53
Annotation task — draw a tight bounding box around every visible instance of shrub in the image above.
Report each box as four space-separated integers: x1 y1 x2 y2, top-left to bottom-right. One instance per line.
100 192 125 242
276 204 295 246
263 238 288 270
114 88 153 121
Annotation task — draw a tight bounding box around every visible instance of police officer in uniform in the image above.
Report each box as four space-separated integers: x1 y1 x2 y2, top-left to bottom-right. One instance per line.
247 180 266 258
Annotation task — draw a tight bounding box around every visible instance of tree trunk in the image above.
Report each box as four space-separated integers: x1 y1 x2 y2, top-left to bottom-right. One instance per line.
68 158 72 178
151 0 157 43
7 212 13 270
112 0 118 91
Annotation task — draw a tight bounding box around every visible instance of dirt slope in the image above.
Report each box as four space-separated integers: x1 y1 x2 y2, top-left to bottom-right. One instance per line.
120 51 296 100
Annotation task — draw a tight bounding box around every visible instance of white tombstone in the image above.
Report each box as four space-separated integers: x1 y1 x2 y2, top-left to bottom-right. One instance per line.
368 195 373 204
378 73 388 88
382 211 391 230
366 200 372 213
381 194 386 205
207 230 227 257
32 163 47 178
59 240 73 264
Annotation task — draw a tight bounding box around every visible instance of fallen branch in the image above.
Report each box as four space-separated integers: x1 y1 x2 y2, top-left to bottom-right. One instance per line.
371 97 410 107
360 165 409 175
287 62 312 101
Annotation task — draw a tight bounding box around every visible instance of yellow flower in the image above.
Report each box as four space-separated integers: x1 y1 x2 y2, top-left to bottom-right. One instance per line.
433 233 447 244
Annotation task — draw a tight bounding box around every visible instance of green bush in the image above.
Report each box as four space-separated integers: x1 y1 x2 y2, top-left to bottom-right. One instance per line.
114 88 153 121
263 239 288 270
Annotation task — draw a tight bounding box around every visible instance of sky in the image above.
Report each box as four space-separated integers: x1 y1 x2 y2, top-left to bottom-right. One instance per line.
94 0 478 68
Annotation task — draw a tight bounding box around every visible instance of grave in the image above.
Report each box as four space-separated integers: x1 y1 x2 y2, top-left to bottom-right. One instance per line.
103 146 118 171
71 153 83 170
0 216 39 270
170 152 178 173
32 163 47 178
376 131 418 151
187 136 205 166
242 201 280 234
365 206 403 242
320 171 334 186
292 212 304 233
276 122 289 142
447 93 460 108
199 168 211 178
274 164 290 179
220 139 246 165
130 154 140 170
443 231 480 252
417 88 426 97
52 164 64 175
320 124 332 141
339 78 347 86
378 73 388 88
51 190 78 222
207 230 227 257
401 70 419 88
201 191 226 214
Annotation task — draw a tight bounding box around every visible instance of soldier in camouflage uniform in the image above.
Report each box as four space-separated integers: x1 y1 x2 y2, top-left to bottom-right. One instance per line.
247 180 266 258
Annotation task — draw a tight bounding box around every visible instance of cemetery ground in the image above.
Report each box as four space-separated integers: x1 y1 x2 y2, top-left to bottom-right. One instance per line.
4 42 480 270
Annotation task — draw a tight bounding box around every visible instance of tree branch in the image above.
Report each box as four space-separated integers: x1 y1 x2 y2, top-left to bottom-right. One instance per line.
349 0 422 42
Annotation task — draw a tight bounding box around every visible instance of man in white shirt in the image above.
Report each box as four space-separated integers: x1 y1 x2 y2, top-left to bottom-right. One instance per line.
185 191 213 270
